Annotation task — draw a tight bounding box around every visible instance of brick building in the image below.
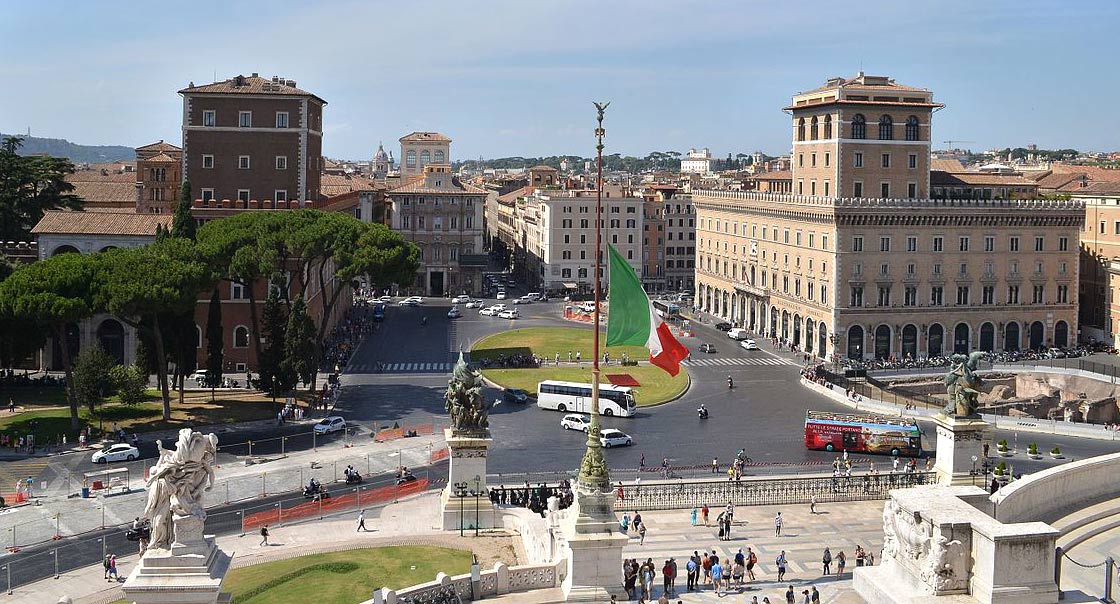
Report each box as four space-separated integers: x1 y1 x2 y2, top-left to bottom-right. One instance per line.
135 140 183 213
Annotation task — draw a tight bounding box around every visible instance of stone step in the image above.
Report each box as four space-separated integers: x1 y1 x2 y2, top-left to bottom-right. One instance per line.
1053 497 1120 554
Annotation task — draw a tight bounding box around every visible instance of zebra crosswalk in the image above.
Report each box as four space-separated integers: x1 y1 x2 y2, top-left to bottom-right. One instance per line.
681 356 797 367
348 361 454 374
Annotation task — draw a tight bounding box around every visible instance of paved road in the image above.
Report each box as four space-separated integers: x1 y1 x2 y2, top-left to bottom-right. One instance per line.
334 298 1120 478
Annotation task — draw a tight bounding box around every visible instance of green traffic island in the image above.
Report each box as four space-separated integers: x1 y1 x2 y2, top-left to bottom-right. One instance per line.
471 326 689 407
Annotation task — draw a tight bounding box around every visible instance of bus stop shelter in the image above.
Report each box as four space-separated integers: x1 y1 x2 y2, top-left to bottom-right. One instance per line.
83 468 131 496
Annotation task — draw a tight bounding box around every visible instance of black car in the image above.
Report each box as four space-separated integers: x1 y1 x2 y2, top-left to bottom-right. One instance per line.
699 343 716 353
503 388 530 404
715 322 733 331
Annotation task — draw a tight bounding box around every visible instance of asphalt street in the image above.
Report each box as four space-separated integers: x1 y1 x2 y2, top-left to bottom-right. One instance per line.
334 297 1120 477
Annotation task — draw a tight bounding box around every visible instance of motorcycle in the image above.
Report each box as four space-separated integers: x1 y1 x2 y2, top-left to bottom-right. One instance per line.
125 520 151 542
697 406 709 419
303 482 330 501
727 376 734 390
344 472 363 485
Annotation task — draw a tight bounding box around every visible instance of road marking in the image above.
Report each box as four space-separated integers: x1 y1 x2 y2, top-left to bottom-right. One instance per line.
681 357 798 367
380 362 453 373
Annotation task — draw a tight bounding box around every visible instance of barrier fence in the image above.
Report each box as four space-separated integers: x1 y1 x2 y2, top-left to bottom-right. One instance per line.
0 470 435 594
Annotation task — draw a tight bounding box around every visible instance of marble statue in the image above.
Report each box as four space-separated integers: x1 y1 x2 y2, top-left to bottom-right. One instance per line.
445 352 494 436
143 429 219 550
943 351 986 418
920 535 969 593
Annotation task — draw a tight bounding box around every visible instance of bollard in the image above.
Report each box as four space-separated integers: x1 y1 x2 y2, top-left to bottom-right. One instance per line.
281 437 286 458
53 549 58 579
1105 556 1115 604
1055 546 1064 600
248 440 253 458
239 511 245 536
262 473 267 497
277 500 283 526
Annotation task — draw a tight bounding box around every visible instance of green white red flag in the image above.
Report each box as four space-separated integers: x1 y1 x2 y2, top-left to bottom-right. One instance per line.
605 244 689 376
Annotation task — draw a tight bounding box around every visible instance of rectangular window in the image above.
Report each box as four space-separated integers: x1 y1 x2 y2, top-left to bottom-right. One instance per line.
933 263 941 274
907 183 917 198
231 282 247 300
1008 285 1020 304
880 263 889 275
202 154 214 169
907 236 917 252
881 153 890 168
824 152 830 167
959 236 969 252
880 236 890 252
908 153 917 169
904 287 916 306
878 286 891 306
1032 285 1044 304
850 286 864 307
201 188 214 202
957 286 970 305
931 286 943 306
1059 236 1069 251
933 236 944 252
275 156 287 170
853 182 863 198
274 190 287 202
238 155 250 169
1010 236 1020 252
238 111 252 128
237 189 250 202
1058 285 1069 303
984 236 995 252
811 153 817 167
854 152 863 168
275 112 289 128
824 181 830 196
907 263 915 275
852 236 864 252
202 110 216 127
881 182 890 198
1035 236 1044 252
982 286 994 305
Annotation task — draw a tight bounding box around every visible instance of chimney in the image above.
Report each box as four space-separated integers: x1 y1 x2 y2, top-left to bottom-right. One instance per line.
251 72 259 78
286 80 296 88
272 76 279 83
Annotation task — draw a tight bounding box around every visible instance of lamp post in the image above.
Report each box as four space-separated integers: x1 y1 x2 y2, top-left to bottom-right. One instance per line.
472 474 482 537
453 481 469 537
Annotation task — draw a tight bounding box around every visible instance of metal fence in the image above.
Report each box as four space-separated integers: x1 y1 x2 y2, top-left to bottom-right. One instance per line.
614 472 936 511
0 470 434 594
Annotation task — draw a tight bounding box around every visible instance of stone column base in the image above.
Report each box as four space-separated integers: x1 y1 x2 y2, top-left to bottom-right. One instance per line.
933 414 991 486
563 486 628 601
121 535 231 604
440 490 497 532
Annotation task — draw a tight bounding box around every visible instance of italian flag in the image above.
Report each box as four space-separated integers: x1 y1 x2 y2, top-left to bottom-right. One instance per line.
605 244 690 376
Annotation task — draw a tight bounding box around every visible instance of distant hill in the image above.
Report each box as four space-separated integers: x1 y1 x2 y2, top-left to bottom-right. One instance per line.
0 133 134 164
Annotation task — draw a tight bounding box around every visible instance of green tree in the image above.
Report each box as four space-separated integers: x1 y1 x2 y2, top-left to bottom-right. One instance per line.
282 295 316 390
0 252 97 429
134 335 155 376
72 346 117 413
258 284 289 395
110 364 148 406
204 289 223 398
0 137 82 241
94 239 212 420
171 180 196 241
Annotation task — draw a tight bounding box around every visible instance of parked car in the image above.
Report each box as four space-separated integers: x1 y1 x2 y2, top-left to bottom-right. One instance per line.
561 414 590 432
92 443 139 463
699 343 716 353
490 304 507 311
599 429 633 448
496 291 508 300
513 296 533 305
727 328 749 340
447 307 462 319
189 370 212 386
498 309 520 319
377 295 393 303
464 299 484 309
479 306 501 316
503 388 530 404
314 416 347 434
452 295 470 304
740 339 759 350
714 321 733 331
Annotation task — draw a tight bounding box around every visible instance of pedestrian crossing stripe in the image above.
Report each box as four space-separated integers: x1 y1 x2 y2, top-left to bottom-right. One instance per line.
378 362 453 373
681 357 796 367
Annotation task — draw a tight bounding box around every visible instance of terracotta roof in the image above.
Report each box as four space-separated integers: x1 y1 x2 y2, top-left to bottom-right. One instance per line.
82 162 136 175
930 171 1038 187
1035 172 1085 189
319 174 381 198
1051 163 1120 181
398 131 451 143
135 141 181 152
68 181 136 205
68 168 138 184
179 74 325 104
141 153 177 163
798 74 931 96
528 164 558 172
1069 182 1120 196
388 175 486 195
930 158 965 172
753 170 792 180
497 185 534 205
32 210 168 236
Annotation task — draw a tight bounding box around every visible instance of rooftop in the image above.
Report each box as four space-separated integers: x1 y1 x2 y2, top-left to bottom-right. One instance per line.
179 74 325 104
135 140 182 153
798 72 931 96
31 210 169 236
399 131 452 143
388 174 486 195
930 170 1039 187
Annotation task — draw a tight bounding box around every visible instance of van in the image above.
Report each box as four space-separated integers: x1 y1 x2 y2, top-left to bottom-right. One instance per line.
727 328 749 340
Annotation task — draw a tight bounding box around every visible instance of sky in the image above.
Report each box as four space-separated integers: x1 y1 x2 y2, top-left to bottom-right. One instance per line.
2 0 1118 162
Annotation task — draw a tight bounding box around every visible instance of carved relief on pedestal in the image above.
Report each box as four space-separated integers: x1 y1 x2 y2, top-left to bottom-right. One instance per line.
919 535 969 593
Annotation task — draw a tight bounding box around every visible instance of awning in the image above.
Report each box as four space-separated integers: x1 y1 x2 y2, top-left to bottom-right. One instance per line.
562 282 578 289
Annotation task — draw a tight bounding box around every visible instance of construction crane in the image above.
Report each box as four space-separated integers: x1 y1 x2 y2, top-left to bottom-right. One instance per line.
941 140 975 151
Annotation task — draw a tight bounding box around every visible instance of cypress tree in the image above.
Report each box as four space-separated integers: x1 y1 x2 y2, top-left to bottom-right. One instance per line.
171 180 196 240
259 283 288 396
205 289 223 398
282 296 316 391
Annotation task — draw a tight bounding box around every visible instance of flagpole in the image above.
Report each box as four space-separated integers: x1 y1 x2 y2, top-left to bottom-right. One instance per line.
577 101 611 493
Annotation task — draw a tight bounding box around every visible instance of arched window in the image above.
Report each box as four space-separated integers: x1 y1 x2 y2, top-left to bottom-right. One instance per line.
810 117 819 140
406 150 416 167
847 325 864 359
878 115 893 140
874 325 891 359
233 326 250 348
1054 320 1069 348
851 114 866 139
823 115 832 139
434 150 445 163
928 324 944 357
797 118 806 141
905 116 920 141
51 245 80 256
420 150 431 165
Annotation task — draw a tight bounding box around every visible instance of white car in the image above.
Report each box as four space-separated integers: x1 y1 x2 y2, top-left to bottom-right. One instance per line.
498 309 520 319
740 339 759 350
447 307 462 319
464 299 484 309
727 328 749 340
496 291 508 300
480 306 501 316
399 298 420 306
525 292 542 301
561 414 591 432
377 295 393 303
314 416 346 434
599 429 633 448
189 370 212 386
513 296 533 305
452 295 470 304
92 443 139 464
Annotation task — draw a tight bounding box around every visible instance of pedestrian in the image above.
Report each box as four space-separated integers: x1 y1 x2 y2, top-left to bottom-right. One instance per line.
702 552 712 585
638 522 647 545
711 553 724 597
621 513 630 533
785 585 796 604
810 494 816 514
776 550 788 581
774 511 784 536
686 554 698 591
108 554 119 581
555 352 560 365
662 558 674 596
702 504 710 526
259 525 270 546
802 589 811 604
357 509 367 532
642 558 655 601
668 557 677 594
690 507 697 526
24 475 33 498
576 351 581 363
837 550 846 575
746 547 757 581
568 351 573 363
712 457 719 474
811 586 820 604
103 554 112 579
822 547 832 575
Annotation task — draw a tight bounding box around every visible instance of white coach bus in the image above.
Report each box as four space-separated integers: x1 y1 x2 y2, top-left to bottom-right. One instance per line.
536 380 636 417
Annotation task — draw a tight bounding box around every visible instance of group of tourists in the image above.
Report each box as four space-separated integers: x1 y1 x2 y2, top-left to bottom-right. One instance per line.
490 480 574 515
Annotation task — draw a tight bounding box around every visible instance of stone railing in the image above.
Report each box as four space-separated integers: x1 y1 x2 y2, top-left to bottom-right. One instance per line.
368 560 565 604
991 451 1120 524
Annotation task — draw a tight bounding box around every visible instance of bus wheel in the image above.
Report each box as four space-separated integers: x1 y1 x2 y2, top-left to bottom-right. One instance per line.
604 408 614 416
891 448 901 457
557 404 566 412
825 443 834 452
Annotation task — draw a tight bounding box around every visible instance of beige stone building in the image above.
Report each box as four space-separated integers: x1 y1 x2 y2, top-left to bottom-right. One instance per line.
399 132 451 178
694 74 1084 361
1073 183 1120 345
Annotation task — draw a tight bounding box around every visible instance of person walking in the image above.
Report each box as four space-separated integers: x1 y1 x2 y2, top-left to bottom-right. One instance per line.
662 559 674 596
810 586 820 603
774 511 784 536
642 558 656 601
638 522 647 545
701 503 710 526
690 507 698 526
259 525 270 546
810 494 817 514
357 509 367 532
710 553 724 597
785 585 796 604
108 554 119 582
103 554 112 580
686 554 698 591
745 547 757 581
836 550 846 575
822 547 832 575
668 557 677 594
623 559 637 600
776 550 788 582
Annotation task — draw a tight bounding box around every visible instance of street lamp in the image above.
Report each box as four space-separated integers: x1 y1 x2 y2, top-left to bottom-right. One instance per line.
471 474 482 537
453 481 469 537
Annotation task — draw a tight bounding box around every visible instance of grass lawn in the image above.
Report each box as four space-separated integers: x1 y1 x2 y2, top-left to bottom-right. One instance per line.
225 546 471 604
0 389 300 444
473 327 689 406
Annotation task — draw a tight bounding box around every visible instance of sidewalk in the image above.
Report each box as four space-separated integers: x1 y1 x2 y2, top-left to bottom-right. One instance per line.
12 492 526 604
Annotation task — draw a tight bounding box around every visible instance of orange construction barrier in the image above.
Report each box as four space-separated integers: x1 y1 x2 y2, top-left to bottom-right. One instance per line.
430 448 450 463
242 478 430 530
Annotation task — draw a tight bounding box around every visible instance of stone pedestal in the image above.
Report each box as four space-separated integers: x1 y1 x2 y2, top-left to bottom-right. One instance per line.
933 415 991 486
562 484 628 603
121 515 231 604
440 429 497 531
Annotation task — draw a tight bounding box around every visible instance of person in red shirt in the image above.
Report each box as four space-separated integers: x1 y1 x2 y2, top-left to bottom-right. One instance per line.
662 559 675 596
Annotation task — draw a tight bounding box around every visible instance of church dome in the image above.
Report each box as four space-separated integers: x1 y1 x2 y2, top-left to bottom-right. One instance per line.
373 142 389 164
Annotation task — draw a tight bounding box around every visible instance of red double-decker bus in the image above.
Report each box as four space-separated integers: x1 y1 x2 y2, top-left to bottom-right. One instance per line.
804 410 922 457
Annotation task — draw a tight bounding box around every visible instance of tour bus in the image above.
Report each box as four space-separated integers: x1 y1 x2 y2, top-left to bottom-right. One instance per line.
536 380 636 417
803 410 922 457
651 299 681 319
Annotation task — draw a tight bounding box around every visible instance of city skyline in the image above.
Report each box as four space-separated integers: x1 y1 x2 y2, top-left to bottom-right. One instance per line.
2 1 1118 161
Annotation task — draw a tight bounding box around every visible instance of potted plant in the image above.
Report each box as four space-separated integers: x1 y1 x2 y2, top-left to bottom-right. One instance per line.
1050 446 1064 459
1027 443 1042 459
997 439 1013 457
994 461 1010 484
